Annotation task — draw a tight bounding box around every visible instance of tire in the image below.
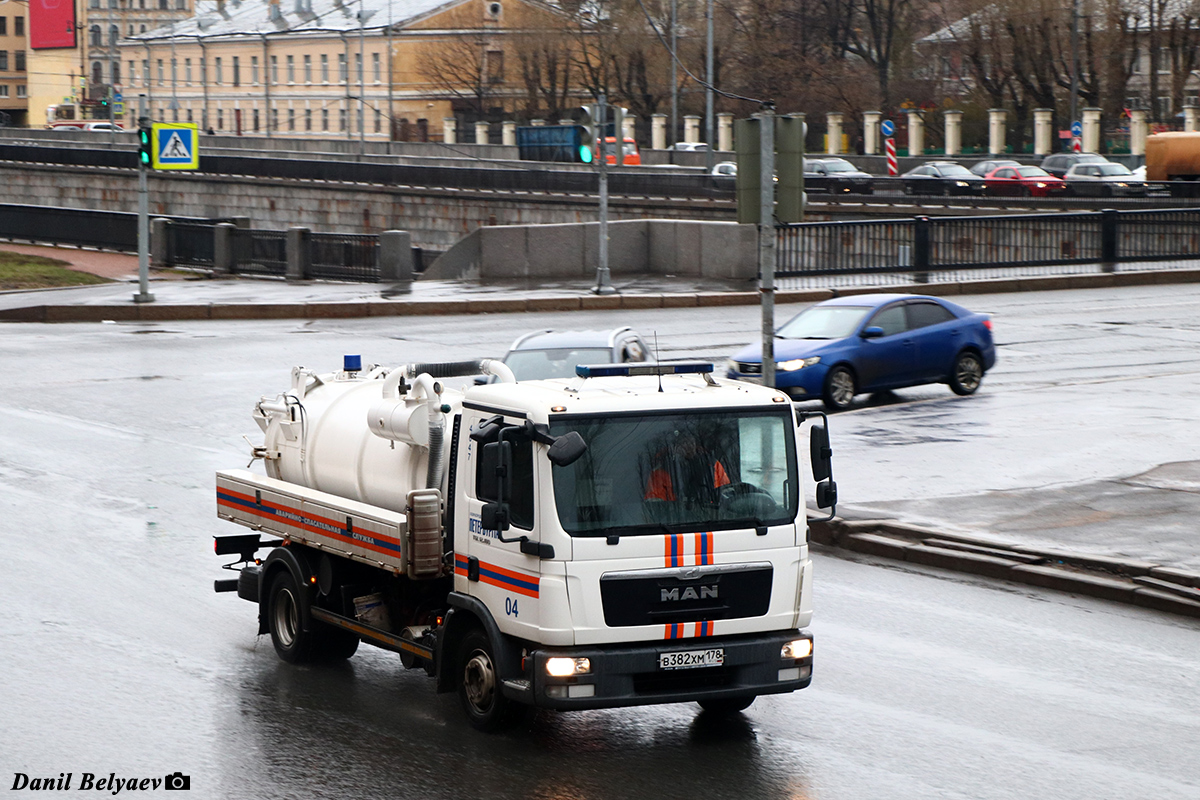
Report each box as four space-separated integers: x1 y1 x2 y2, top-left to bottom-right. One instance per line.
458 629 523 732
698 696 756 715
318 628 360 661
822 365 856 411
267 571 316 664
949 351 984 396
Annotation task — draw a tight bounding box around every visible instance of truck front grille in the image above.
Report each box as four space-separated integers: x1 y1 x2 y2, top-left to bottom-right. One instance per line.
600 565 773 627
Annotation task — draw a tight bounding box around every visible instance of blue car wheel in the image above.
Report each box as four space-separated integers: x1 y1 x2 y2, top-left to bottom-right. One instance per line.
949 351 984 396
823 365 856 411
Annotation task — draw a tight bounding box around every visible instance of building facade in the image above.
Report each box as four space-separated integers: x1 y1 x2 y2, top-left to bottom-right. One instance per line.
0 0 28 126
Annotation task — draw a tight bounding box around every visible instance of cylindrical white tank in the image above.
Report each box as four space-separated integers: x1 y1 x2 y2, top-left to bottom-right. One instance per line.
257 367 462 514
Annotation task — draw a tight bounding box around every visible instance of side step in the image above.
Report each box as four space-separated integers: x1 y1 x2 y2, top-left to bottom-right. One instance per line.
310 607 435 662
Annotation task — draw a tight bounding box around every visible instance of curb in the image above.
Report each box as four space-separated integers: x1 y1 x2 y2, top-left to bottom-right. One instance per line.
808 517 1200 619
2 268 1199 323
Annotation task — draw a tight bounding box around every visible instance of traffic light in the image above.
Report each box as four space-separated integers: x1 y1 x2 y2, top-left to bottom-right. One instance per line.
735 117 762 224
137 118 152 168
776 114 806 224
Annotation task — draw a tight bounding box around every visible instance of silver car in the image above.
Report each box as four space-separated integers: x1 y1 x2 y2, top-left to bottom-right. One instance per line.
1063 162 1146 197
483 327 651 382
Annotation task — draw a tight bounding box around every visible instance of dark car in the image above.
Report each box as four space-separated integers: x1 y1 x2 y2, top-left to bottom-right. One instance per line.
492 327 649 381
1039 152 1109 178
900 162 986 196
983 165 1067 197
969 158 1022 177
804 157 874 194
726 294 996 410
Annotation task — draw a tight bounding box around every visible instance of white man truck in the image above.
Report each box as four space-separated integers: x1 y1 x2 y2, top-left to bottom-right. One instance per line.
214 356 836 731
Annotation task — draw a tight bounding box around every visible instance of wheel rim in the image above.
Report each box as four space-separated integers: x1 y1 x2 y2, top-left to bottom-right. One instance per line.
463 649 496 714
830 370 855 406
956 356 982 391
273 587 298 649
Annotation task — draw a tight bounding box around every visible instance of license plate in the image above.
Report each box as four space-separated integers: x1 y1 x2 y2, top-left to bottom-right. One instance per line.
658 648 725 670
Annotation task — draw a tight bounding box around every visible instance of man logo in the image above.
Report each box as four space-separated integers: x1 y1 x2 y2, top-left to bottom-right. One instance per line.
661 585 718 602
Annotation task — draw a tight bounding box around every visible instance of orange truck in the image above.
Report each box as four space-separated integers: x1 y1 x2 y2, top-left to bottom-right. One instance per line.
1145 132 1200 195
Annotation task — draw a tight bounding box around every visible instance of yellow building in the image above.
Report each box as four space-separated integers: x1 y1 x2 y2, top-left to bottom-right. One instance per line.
0 0 28 126
120 0 572 140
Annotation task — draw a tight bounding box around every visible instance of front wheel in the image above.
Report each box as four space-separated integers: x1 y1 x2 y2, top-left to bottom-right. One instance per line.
698 696 756 715
822 366 856 411
458 629 523 732
949 351 984 396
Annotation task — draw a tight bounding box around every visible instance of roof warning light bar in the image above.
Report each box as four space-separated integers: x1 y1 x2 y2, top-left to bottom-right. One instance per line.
575 361 716 378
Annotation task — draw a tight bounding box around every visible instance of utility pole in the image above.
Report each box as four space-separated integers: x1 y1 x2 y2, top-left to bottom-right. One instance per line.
705 0 714 171
758 106 776 389
134 95 154 304
1070 0 1079 148
670 0 677 150
594 94 615 295
359 0 366 155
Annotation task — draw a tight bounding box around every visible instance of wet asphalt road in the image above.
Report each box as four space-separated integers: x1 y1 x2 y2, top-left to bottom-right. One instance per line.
2 283 1198 799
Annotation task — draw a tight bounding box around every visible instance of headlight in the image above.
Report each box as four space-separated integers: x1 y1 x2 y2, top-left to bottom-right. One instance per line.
955 181 968 187
782 639 812 659
1116 182 1127 188
1036 182 1046 188
546 657 591 677
778 356 821 372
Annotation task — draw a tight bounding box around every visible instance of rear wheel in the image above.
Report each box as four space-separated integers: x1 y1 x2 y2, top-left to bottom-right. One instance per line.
698 696 756 715
267 571 316 664
822 366 856 411
458 629 523 732
949 351 984 396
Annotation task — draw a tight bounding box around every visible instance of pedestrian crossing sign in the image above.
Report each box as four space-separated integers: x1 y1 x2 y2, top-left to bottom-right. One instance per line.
151 123 199 170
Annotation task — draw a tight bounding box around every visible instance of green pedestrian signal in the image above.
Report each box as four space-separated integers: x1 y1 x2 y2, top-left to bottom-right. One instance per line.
579 142 594 163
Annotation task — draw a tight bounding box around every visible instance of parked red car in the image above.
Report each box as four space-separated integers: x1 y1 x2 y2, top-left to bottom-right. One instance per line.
983 165 1067 197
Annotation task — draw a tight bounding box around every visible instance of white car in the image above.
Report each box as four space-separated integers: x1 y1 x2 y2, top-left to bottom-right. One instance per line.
672 142 709 152
711 160 737 177
1063 162 1146 197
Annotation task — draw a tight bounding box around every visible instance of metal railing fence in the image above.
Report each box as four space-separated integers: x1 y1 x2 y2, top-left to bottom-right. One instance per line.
310 232 379 282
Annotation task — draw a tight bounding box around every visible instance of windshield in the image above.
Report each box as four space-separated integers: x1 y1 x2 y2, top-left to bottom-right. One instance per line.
939 165 973 177
550 410 798 536
1017 166 1052 178
504 347 612 380
824 161 857 173
777 305 870 339
1096 163 1132 176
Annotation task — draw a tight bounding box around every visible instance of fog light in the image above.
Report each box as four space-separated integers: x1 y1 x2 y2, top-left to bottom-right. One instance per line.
782 639 812 659
546 657 591 677
778 667 801 681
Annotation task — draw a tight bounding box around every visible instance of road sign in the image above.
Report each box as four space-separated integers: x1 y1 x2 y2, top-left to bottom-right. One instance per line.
151 123 199 170
885 138 898 176
1070 120 1083 137
113 102 125 114
881 119 895 138
113 91 123 104
1072 137 1082 153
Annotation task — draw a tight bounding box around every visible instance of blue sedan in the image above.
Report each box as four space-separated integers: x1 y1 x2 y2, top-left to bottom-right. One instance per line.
727 294 996 410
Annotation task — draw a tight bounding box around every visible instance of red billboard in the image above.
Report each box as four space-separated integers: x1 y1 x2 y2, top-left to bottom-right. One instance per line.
30 0 78 50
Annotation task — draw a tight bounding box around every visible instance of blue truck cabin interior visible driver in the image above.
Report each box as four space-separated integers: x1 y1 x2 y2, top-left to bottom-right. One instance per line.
726 293 996 410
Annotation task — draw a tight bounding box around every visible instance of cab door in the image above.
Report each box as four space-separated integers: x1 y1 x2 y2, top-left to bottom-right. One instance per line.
455 411 545 640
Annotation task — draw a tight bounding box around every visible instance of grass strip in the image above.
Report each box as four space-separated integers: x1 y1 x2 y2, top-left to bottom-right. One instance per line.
0 250 111 290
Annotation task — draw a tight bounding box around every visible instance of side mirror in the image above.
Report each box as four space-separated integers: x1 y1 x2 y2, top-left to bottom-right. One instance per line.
861 326 884 339
479 440 512 503
809 425 832 482
547 431 588 467
473 375 488 386
480 501 510 532
816 480 838 510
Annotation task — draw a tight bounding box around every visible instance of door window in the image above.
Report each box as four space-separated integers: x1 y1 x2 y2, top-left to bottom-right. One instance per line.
906 301 956 330
867 305 907 336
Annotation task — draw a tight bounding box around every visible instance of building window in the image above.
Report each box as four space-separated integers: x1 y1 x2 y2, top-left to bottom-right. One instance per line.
159 0 167 9
129 60 136 83
92 61 103 85
305 108 312 131
320 54 328 83
142 59 149 86
373 52 380 83
128 24 134 36
355 52 361 82
287 55 294 84
252 108 259 133
16 84 25 98
374 107 381 133
14 49 23 71
172 107 178 122
111 61 120 84
486 50 503 83
288 107 295 131
199 57 205 86
0 86 7 98
185 57 191 85
90 25 102 46
322 108 328 131
270 55 277 84
140 24 146 33
90 0 99 8
338 53 346 82
251 56 258 85
340 107 346 131
15 16 23 36
0 52 7 72
176 0 186 9
217 108 224 130
304 54 311 84
1158 96 1172 118
214 57 222 85
157 58 163 86
186 108 193 122
232 56 240 86
0 18 6 35
171 57 177 86
271 107 278 131
109 25 119 46
109 0 117 8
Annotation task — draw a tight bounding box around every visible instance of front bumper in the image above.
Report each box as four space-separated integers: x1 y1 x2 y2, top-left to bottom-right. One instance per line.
505 630 814 710
727 365 827 398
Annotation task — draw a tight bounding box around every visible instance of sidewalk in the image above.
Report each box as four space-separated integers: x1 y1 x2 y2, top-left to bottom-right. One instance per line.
5 242 1199 617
